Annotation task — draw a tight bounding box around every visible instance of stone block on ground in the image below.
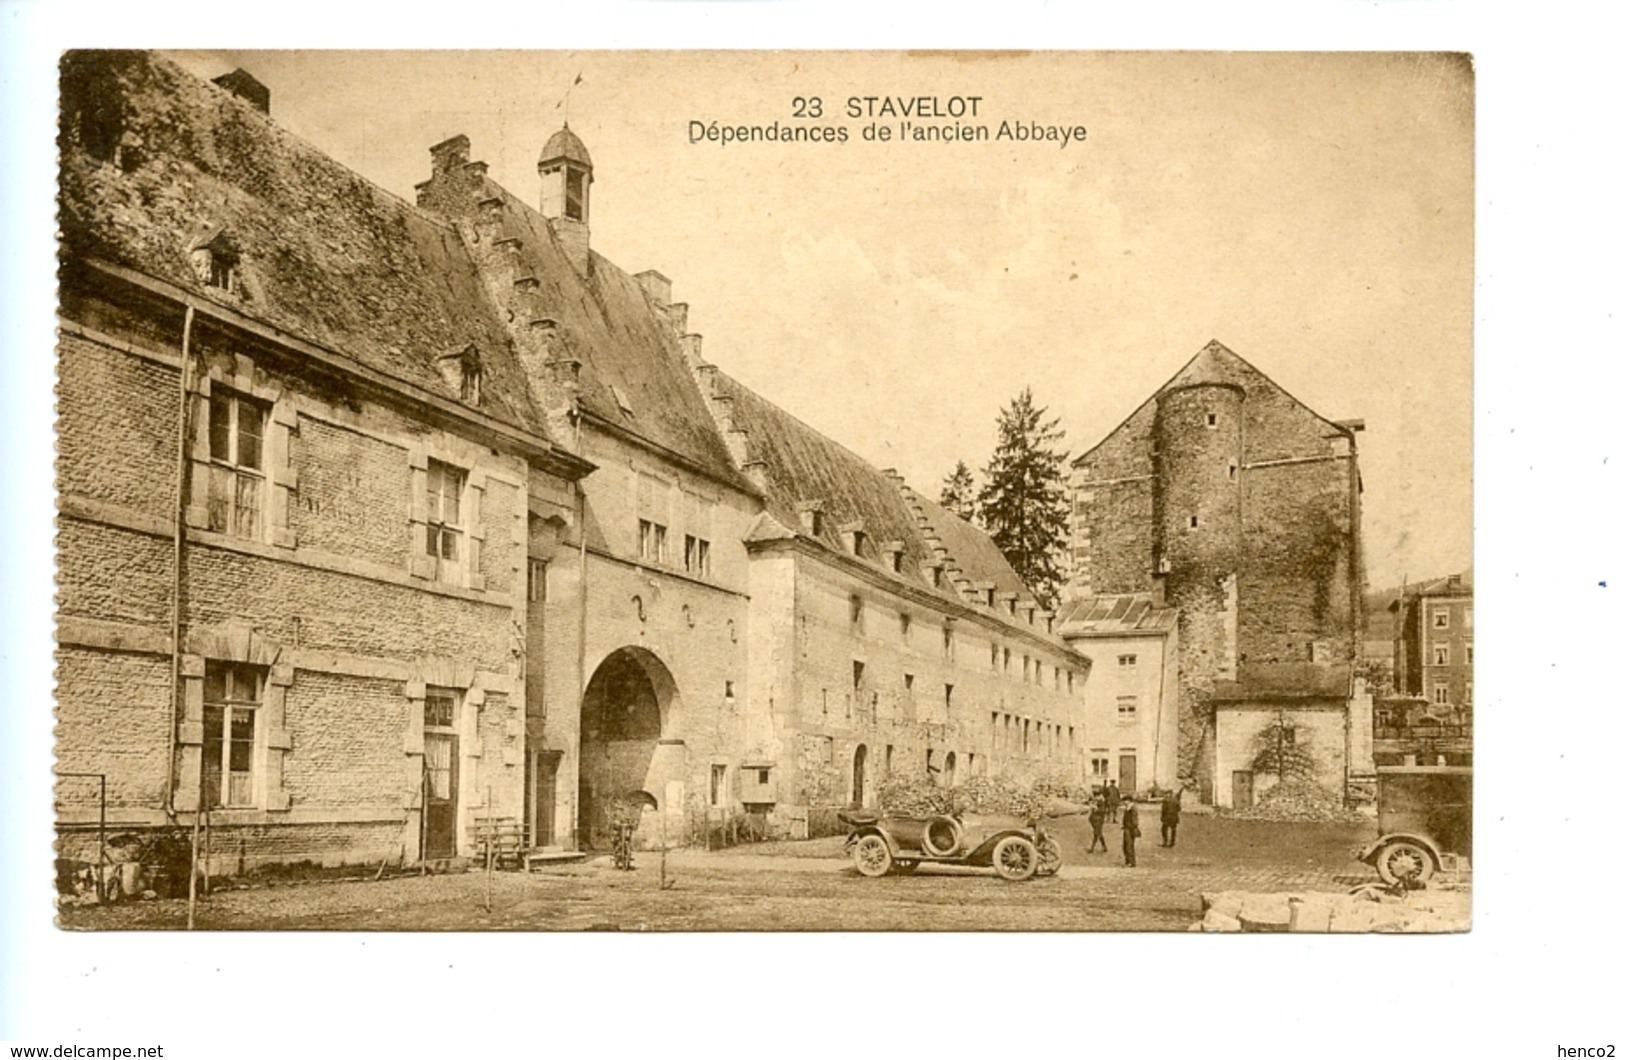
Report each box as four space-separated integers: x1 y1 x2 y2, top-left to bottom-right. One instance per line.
1238 894 1291 932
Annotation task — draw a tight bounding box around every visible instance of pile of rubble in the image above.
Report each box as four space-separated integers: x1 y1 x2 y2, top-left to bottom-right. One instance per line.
1221 780 1370 823
1194 886 1471 933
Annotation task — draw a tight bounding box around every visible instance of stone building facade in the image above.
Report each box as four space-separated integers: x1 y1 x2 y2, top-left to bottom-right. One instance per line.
1054 593 1179 794
1065 342 1367 802
54 51 1093 867
1377 572 1473 767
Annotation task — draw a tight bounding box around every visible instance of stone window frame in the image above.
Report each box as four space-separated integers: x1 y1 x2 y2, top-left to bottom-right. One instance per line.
1433 685 1450 706
175 628 292 815
1432 645 1450 666
1432 608 1450 630
409 444 487 591
1116 695 1138 723
185 352 298 550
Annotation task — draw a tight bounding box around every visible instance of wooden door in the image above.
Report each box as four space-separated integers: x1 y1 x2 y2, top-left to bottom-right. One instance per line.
1232 770 1254 811
424 732 459 859
1118 754 1137 794
530 751 558 848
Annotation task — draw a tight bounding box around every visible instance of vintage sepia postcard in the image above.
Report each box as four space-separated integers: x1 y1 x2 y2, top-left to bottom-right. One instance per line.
52 49 1473 934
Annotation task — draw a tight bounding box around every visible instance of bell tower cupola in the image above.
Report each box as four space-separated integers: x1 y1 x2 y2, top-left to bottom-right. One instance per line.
538 124 594 272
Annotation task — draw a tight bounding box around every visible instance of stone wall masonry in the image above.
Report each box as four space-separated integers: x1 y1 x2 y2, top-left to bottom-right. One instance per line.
56 518 174 627
281 671 406 810
1074 477 1155 598
291 416 411 568
57 332 180 516
480 477 521 598
183 542 514 671
1239 459 1360 664
54 647 174 812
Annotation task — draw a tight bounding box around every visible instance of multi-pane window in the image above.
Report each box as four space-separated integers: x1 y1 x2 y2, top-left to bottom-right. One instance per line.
638 519 668 564
202 662 263 809
1116 695 1138 723
1432 646 1450 666
1432 609 1450 629
710 764 728 806
205 390 265 539
423 688 458 801
1433 686 1450 705
683 534 711 576
1118 654 1138 668
1090 755 1110 778
527 558 548 603
425 460 466 576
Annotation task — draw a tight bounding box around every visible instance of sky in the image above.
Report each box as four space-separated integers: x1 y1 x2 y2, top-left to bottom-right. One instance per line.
163 50 1474 589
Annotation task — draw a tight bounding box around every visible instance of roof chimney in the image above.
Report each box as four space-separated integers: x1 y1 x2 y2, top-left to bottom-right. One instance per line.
212 69 270 114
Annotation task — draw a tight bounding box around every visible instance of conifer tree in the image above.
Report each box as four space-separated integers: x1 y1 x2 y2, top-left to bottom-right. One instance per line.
977 389 1070 607
938 460 979 524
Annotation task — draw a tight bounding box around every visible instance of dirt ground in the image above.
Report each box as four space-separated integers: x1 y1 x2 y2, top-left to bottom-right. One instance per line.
58 814 1401 932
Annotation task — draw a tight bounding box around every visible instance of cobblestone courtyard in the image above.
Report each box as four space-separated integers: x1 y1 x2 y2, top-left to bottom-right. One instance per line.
56 815 1433 932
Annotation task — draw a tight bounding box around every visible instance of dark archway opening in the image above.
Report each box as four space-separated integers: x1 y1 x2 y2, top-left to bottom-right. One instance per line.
578 648 671 849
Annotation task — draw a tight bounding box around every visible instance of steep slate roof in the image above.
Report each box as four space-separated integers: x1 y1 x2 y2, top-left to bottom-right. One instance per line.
469 187 750 489
1073 339 1358 466
1055 592 1178 635
711 369 939 574
898 487 1028 599
708 369 1076 649
57 51 549 439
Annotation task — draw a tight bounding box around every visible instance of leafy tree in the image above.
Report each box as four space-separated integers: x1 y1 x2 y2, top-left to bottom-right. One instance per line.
1249 719 1319 784
938 460 979 524
976 389 1070 607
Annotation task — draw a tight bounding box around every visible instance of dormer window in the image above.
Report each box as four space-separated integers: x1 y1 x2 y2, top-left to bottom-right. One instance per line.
438 344 483 407
191 230 241 294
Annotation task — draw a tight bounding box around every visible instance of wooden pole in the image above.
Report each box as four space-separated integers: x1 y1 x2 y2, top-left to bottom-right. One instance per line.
484 785 494 913
186 810 201 930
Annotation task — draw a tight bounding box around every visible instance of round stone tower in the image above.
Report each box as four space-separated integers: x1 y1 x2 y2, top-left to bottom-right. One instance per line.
1153 380 1245 792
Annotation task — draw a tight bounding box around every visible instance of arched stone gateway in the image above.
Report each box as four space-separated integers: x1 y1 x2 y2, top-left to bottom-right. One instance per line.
578 647 683 849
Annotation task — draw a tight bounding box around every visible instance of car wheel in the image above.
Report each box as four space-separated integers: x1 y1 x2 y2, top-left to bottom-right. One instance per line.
993 836 1038 881
922 815 963 857
1375 840 1435 886
1036 837 1062 877
852 834 894 878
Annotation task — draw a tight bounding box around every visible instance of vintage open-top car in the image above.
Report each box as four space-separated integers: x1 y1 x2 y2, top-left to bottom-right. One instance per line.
840 809 1063 881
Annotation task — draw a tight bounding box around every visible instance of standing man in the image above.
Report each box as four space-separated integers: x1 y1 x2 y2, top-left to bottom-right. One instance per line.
1105 779 1121 823
1087 798 1108 853
1160 786 1182 847
1121 797 1141 867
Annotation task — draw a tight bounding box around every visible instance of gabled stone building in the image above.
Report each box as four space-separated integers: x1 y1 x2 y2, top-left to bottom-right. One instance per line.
54 50 1092 869
1064 341 1368 804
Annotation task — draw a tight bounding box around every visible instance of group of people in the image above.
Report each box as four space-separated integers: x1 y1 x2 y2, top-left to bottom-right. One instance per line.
1085 781 1183 867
